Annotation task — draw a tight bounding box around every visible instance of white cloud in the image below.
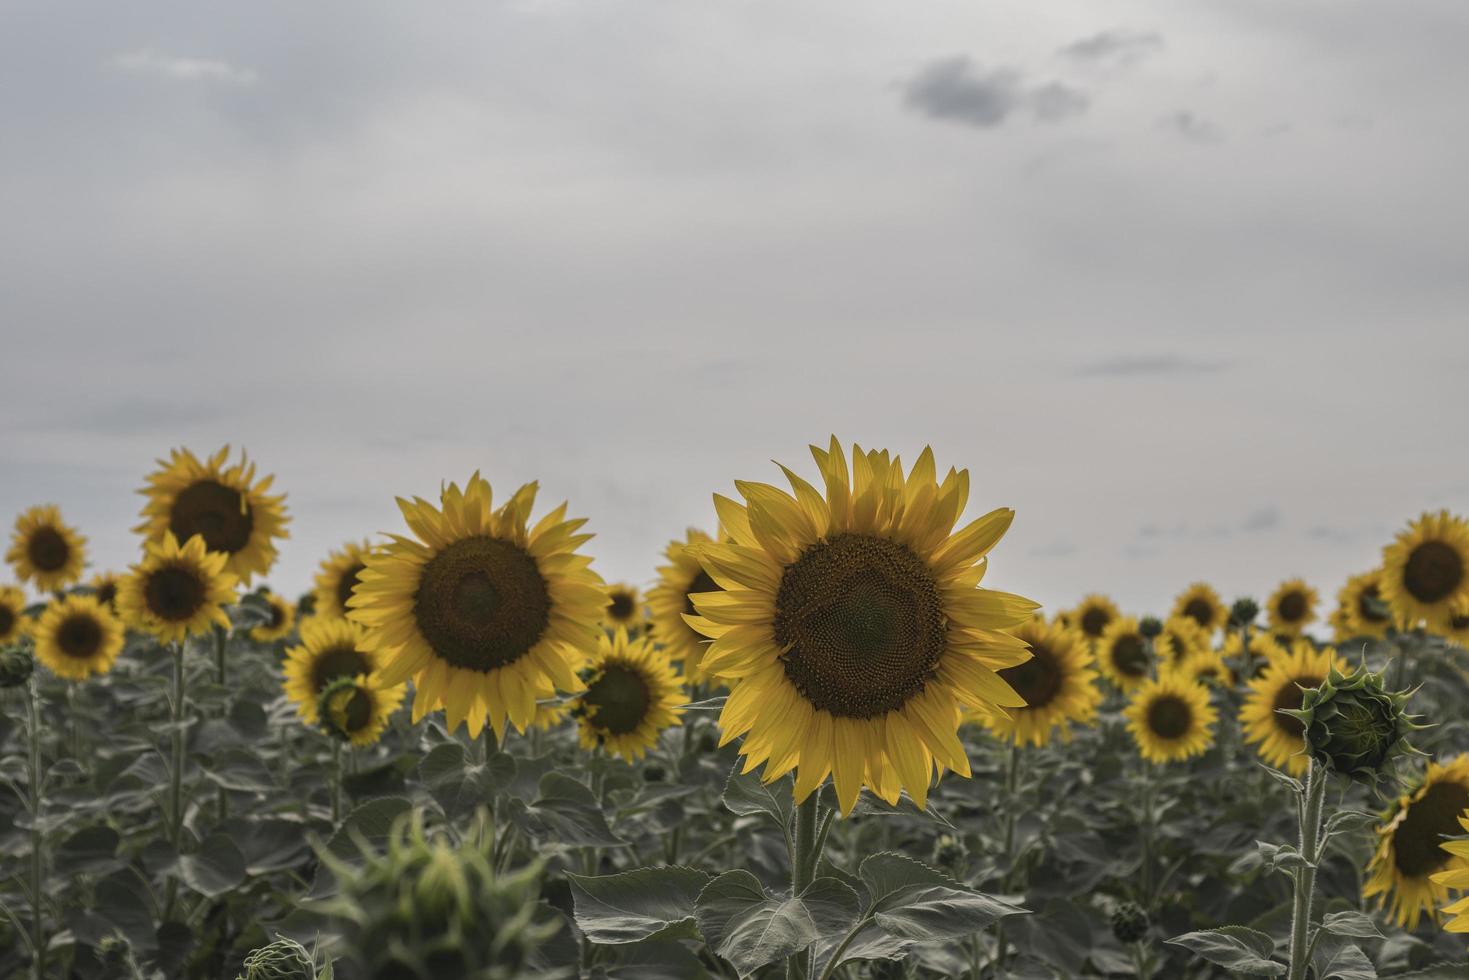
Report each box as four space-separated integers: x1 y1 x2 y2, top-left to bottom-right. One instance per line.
108 48 258 85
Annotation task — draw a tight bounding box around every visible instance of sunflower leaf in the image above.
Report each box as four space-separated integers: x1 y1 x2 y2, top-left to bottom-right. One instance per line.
1311 934 1376 980
696 870 861 977
568 866 711 944
1319 910 1385 940
722 765 793 829
178 834 246 898
1166 927 1283 975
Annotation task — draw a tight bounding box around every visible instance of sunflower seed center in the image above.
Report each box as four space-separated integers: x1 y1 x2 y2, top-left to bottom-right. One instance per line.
1079 606 1111 638
336 562 365 613
145 565 208 622
28 527 70 572
1182 598 1214 629
999 640 1063 710
310 643 372 695
57 613 102 659
583 663 651 735
1277 591 1308 624
1146 695 1193 740
0 605 14 638
1393 780 1469 877
1404 540 1464 604
170 480 254 556
1110 634 1150 677
608 591 637 622
413 536 550 673
1271 673 1322 737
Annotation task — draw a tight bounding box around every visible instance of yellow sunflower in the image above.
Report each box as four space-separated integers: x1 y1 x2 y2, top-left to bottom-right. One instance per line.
0 585 28 645
32 594 125 681
348 473 606 739
135 445 290 586
571 628 685 762
1336 569 1394 640
283 617 389 724
6 505 87 592
1266 578 1319 636
648 528 724 682
1180 647 1234 687
1440 605 1469 649
88 571 121 612
1072 594 1120 646
1381 511 1469 631
1365 756 1469 929
1239 641 1348 775
971 618 1101 747
1220 629 1288 679
1172 582 1228 635
1096 617 1153 691
603 583 644 632
686 438 1038 813
1154 616 1209 671
250 590 296 643
117 532 239 644
312 540 375 620
319 674 407 747
1124 672 1217 764
1432 811 1469 932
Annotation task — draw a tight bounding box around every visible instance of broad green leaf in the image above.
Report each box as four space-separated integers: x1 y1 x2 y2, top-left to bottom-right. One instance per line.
568 866 711 943
696 870 861 976
52 824 121 877
722 765 793 828
1167 928 1284 976
1312 936 1376 980
1320 910 1385 940
511 771 623 847
179 834 247 898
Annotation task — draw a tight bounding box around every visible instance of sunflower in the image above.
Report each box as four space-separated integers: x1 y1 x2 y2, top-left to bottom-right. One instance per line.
312 540 374 620
284 617 389 724
1172 582 1228 635
1220 629 1287 679
250 590 296 643
1432 811 1469 932
0 585 28 645
1096 617 1153 691
647 528 724 682
1440 606 1469 649
1336 569 1394 640
1154 616 1209 671
686 438 1038 813
88 571 121 612
1365 756 1469 929
348 473 606 739
319 674 407 747
135 446 290 586
1380 511 1469 631
31 594 125 681
117 532 239 644
972 618 1101 747
571 628 685 762
1124 672 1217 764
1240 641 1348 775
1266 578 1319 636
1072 594 1120 646
6 505 87 592
603 583 644 632
1181 648 1234 687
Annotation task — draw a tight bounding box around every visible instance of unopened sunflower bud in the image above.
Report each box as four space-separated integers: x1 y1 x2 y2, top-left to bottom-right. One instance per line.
238 937 318 980
1230 597 1260 627
0 646 34 688
1138 617 1163 639
98 933 133 969
932 833 967 872
1284 664 1422 786
1111 902 1149 943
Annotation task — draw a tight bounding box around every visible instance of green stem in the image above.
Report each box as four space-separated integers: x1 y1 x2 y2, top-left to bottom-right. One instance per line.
1286 760 1327 980
25 678 46 980
993 743 1022 975
331 740 343 826
787 794 822 980
1390 638 1412 692
1140 761 1156 908
163 644 188 921
213 626 230 821
1132 940 1151 980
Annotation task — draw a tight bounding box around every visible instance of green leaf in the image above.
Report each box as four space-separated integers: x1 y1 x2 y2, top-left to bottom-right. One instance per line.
1388 966 1469 979
1312 936 1376 980
1166 928 1284 976
568 866 712 943
722 765 793 829
178 834 247 898
1260 766 1304 794
510 771 623 847
202 747 277 792
860 852 1025 936
417 742 515 819
696 870 861 976
52 824 121 877
325 795 415 859
1319 910 1384 940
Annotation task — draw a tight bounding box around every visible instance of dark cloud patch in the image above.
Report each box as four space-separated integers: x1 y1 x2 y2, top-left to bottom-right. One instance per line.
1059 30 1164 68
1029 538 1078 558
901 56 1088 129
1159 110 1222 144
1241 507 1280 532
1077 355 1231 378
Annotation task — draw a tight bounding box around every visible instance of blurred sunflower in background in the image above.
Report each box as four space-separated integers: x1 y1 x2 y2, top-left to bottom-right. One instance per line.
7 505 87 592
250 590 296 643
602 583 644 633
1071 594 1120 648
88 571 121 611
1336 569 1394 640
1125 672 1216 764
1181 648 1233 687
1365 756 1469 929
972 618 1100 747
318 674 406 747
1432 812 1469 931
312 540 374 620
348 473 606 738
136 446 290 586
1172 582 1228 636
1154 616 1208 671
687 438 1036 812
1441 606 1469 649
1220 630 1287 679
571 628 684 762
1240 641 1348 775
117 532 239 644
1381 511 1469 631
32 594 125 681
1096 617 1152 691
284 617 387 724
647 528 722 682
0 585 28 645
1267 578 1318 636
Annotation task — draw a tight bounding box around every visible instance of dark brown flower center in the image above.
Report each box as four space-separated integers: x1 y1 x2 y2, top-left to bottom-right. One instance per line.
1110 634 1150 677
1403 541 1464 605
413 536 550 673
310 643 372 695
94 581 117 608
1080 606 1111 638
1276 590 1308 624
169 480 254 556
336 562 365 613
999 640 1064 710
1356 584 1388 623
1146 695 1193 740
145 565 208 622
267 601 285 629
607 590 637 622
774 533 946 719
582 662 651 734
1182 598 1215 629
27 527 70 572
1393 780 1469 877
1271 673 1322 737
0 604 15 638
339 687 373 733
57 613 103 659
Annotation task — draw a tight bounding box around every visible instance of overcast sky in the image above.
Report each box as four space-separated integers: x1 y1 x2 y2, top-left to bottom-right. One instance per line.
3 0 1467 619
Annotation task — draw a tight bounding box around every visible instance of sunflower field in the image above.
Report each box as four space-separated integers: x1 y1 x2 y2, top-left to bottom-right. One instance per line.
3 441 1469 980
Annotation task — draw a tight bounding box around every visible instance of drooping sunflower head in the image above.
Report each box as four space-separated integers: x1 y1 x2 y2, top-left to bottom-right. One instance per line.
312 540 375 620
284 616 388 724
249 589 296 643
32 594 125 681
1380 511 1469 631
1172 582 1227 635
648 528 725 683
1291 662 1421 785
1124 672 1217 764
972 618 1101 747
1221 629 1288 679
1240 640 1348 776
1267 578 1319 636
6 505 87 592
1072 594 1120 644
1335 569 1394 640
571 628 685 762
687 438 1038 813
117 532 239 645
602 583 644 632
135 445 290 587
1154 616 1208 670
348 474 606 739
0 584 28 645
1096 616 1153 691
317 674 407 747
1366 756 1469 929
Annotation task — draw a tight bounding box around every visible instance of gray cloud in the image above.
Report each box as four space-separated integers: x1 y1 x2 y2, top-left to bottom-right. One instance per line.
901 57 1088 129
1077 355 1231 377
1059 30 1164 67
1241 507 1280 532
1158 110 1222 143
1029 538 1078 558
108 48 258 85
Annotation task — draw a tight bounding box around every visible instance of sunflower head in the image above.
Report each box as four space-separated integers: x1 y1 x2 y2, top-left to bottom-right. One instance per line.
1072 594 1120 643
602 583 644 632
117 532 239 645
1336 569 1395 640
1442 605 1469 650
1172 582 1227 635
647 528 725 683
0 644 35 688
1124 672 1217 764
238 937 320 980
284 616 387 725
136 445 290 586
1380 511 1469 631
1287 663 1421 786
1221 629 1287 679
1240 640 1348 775
0 585 28 646
1096 616 1153 691
973 618 1101 747
250 589 296 643
1266 578 1319 636
571 628 684 762
1111 902 1150 944
33 594 126 681
6 505 87 592
1154 616 1208 670
1366 756 1469 929
317 674 406 747
312 540 374 620
87 572 122 612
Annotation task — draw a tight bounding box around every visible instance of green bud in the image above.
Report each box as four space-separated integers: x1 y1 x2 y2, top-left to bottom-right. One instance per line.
1111 902 1149 943
1230 597 1260 627
1138 617 1163 639
932 833 967 873
0 646 34 688
238 938 319 980
1284 664 1423 786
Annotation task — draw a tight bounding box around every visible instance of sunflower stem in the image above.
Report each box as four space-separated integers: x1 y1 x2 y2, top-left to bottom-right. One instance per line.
993 743 1022 976
23 676 47 980
213 624 230 821
1286 759 1327 980
330 739 343 826
1140 760 1156 908
787 793 822 980
164 642 188 921
1390 637 1412 693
